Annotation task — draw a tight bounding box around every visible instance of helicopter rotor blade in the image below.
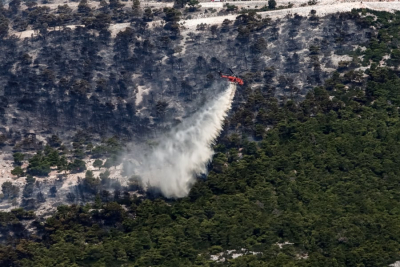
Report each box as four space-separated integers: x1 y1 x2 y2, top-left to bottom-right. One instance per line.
237 68 249 75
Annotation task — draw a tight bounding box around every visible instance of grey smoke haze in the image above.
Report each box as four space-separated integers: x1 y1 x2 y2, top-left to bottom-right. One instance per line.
126 83 236 198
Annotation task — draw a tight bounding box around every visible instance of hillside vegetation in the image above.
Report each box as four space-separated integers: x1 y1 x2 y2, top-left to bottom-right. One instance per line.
0 0 379 215
1 8 400 266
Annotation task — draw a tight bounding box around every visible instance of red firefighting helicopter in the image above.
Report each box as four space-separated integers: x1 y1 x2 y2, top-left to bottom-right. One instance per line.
218 68 244 86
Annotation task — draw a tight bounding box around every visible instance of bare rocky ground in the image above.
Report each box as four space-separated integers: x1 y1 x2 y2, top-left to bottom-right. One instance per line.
182 2 400 30
11 1 400 39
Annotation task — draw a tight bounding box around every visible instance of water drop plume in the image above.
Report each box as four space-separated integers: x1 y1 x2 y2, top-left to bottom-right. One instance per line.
131 83 236 198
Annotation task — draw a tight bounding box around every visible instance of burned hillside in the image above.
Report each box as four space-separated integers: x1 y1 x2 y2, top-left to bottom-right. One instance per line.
0 1 371 146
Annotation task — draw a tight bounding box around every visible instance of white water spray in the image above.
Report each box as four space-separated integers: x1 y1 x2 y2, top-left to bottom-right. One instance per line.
130 83 236 198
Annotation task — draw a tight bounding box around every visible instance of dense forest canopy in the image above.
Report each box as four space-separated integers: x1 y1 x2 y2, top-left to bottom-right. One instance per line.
1 1 400 266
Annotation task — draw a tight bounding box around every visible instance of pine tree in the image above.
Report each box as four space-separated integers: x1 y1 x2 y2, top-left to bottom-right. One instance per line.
268 0 276 9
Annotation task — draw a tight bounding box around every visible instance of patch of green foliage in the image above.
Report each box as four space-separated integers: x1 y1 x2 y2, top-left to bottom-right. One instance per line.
26 146 60 176
351 9 400 65
18 136 123 177
0 209 35 231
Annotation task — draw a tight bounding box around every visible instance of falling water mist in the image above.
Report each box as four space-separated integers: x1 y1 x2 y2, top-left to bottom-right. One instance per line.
126 83 236 198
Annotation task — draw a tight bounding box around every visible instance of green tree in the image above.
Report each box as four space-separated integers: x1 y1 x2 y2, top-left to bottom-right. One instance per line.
85 170 94 179
26 175 35 185
68 159 86 173
13 152 25 165
390 49 400 67
143 8 153 21
212 152 228 173
86 143 93 152
57 156 68 174
163 8 181 22
84 13 111 30
9 0 21 13
23 184 34 198
210 25 218 38
2 182 12 198
187 0 200 11
93 159 103 170
226 4 238 12
83 170 100 193
78 0 91 13
27 152 51 176
101 190 111 202
2 182 19 199
11 166 24 177
46 149 60 166
268 0 277 9
49 186 57 197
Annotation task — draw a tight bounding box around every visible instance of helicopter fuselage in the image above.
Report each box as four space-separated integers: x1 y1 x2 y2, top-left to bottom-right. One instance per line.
219 73 244 86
